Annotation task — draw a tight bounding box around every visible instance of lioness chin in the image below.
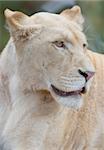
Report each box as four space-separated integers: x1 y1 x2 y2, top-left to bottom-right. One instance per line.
0 5 104 150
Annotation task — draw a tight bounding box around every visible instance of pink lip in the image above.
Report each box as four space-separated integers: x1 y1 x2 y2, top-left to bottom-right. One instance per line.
51 85 86 97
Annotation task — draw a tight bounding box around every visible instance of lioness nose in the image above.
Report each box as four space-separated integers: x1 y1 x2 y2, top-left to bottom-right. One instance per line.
78 69 95 81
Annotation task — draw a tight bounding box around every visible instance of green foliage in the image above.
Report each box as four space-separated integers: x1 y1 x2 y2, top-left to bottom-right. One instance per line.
77 1 104 53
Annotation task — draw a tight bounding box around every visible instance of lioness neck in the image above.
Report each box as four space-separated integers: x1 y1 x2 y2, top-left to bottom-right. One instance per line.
0 38 16 76
9 73 60 116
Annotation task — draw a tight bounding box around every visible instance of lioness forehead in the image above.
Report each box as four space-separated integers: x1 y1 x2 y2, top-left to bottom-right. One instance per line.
31 12 70 27
30 12 86 43
31 12 81 32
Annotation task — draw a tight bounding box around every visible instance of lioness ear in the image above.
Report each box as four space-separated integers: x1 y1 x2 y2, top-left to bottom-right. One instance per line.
60 5 84 29
4 9 41 41
4 9 29 30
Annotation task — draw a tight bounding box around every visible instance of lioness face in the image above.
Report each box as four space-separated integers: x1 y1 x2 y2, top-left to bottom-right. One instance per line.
5 6 95 108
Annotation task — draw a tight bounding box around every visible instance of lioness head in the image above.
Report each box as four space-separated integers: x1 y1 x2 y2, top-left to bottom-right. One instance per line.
5 6 95 108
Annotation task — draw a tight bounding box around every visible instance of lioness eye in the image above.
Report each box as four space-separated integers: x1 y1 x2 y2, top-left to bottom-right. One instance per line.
53 41 65 49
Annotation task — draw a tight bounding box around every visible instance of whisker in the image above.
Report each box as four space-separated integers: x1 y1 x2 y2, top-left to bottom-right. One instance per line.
84 24 91 33
60 80 84 84
60 76 83 82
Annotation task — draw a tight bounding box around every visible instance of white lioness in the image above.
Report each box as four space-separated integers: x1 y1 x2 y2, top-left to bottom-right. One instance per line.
0 6 104 150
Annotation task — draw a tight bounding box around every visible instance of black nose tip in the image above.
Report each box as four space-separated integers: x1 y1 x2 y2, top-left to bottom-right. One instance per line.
78 69 95 81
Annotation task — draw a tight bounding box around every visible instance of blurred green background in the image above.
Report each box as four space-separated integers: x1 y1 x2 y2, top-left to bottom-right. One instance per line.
0 0 104 54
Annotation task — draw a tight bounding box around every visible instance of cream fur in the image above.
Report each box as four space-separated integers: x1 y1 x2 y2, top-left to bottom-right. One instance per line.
0 6 104 150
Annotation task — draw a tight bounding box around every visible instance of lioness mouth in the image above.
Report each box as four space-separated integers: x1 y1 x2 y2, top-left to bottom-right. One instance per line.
51 85 86 97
